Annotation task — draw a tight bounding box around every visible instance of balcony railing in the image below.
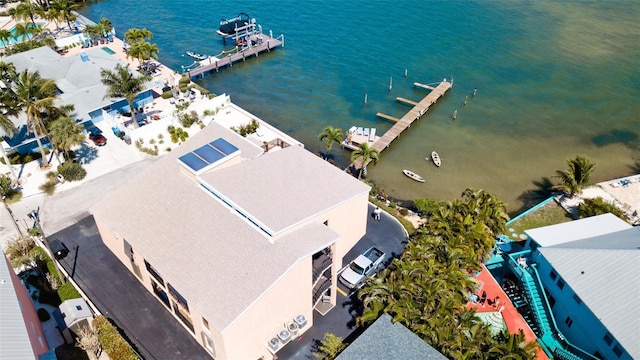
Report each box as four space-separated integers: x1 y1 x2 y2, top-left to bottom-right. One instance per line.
312 277 332 304
312 254 333 284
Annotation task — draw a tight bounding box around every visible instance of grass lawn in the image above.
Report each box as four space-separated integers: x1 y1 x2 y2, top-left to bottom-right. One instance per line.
508 201 573 237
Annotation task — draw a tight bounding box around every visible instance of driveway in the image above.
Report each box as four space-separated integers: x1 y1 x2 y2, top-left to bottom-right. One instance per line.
51 215 211 360
276 204 407 359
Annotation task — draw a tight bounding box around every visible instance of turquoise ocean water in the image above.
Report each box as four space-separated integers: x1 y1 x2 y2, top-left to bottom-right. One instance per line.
79 1 640 214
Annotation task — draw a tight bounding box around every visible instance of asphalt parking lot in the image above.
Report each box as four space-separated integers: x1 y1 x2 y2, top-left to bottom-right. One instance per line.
276 204 407 359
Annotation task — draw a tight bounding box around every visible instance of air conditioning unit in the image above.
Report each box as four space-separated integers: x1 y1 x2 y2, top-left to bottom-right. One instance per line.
287 321 299 335
294 314 307 329
278 328 291 343
267 336 281 352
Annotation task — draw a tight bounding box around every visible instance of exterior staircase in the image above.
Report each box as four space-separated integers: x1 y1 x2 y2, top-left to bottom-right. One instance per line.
506 252 596 360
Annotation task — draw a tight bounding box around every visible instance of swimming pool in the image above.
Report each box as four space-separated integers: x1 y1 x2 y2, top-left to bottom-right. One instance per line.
0 22 46 48
101 47 116 55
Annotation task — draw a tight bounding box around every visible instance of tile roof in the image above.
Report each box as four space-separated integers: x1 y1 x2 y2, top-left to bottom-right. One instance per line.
91 122 368 331
538 227 640 358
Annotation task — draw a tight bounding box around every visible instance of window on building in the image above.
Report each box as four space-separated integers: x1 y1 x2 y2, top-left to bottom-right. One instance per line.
549 270 557 281
593 351 603 359
145 260 165 286
603 332 613 346
573 294 582 304
557 278 565 290
202 317 210 331
168 283 189 312
564 316 573 327
201 332 216 356
613 345 622 357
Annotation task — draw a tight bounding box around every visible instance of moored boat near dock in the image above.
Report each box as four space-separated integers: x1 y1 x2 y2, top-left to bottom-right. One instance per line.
430 151 441 167
217 13 257 44
403 169 425 183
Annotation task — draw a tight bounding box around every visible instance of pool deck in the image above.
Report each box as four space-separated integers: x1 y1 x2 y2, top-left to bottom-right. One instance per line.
468 265 550 360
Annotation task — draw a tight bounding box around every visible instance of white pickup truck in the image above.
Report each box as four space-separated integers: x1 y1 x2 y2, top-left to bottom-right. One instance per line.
339 247 385 289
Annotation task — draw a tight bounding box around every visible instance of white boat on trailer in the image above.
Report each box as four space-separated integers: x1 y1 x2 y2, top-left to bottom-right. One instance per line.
403 169 425 183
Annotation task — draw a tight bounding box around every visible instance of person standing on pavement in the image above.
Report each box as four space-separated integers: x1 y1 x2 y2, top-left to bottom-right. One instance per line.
373 207 381 221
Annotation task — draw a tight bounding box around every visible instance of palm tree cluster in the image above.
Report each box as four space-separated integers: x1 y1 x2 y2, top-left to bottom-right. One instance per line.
0 62 82 169
100 63 151 128
358 189 538 359
2 0 82 55
83 17 113 45
123 27 159 74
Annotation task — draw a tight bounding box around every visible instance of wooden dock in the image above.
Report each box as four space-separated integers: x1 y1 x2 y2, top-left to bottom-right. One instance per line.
376 112 400 122
351 80 452 170
185 33 282 79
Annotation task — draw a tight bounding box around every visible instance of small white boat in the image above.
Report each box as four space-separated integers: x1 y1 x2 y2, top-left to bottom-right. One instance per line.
186 51 207 60
403 169 425 183
431 151 441 167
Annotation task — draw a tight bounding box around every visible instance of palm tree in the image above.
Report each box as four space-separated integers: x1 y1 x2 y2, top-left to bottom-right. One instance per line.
49 0 79 31
10 69 58 168
99 17 113 36
350 142 379 179
0 29 12 48
124 27 153 45
0 112 18 180
318 126 343 159
49 116 85 161
551 155 596 197
578 197 627 220
9 0 44 28
100 63 151 128
128 41 159 71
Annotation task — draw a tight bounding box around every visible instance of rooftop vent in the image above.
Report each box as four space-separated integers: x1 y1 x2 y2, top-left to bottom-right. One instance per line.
277 328 291 343
294 314 307 328
267 336 281 351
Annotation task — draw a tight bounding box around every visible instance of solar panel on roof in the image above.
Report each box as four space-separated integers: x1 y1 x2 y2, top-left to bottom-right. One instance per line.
194 145 225 164
210 138 239 155
179 152 208 171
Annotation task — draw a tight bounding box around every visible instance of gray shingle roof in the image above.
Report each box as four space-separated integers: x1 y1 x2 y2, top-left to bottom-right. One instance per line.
336 313 447 360
91 122 369 331
538 227 640 358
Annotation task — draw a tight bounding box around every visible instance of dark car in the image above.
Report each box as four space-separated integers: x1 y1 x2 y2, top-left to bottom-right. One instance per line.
88 129 107 146
49 239 69 260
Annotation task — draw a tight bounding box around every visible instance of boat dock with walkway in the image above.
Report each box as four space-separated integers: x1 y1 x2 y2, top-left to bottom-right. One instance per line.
351 80 452 169
184 32 283 79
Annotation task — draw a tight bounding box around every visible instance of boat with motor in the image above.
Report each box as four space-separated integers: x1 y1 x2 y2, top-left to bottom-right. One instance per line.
430 151 441 167
403 169 425 183
186 51 207 60
217 12 257 41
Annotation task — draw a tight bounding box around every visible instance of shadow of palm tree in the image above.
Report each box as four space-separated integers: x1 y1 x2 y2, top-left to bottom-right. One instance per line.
512 177 555 216
629 161 640 174
72 143 99 165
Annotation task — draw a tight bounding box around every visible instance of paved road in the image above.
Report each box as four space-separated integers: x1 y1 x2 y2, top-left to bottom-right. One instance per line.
276 204 407 360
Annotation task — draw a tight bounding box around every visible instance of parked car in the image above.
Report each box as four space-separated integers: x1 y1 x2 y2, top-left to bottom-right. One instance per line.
88 129 107 146
339 247 385 289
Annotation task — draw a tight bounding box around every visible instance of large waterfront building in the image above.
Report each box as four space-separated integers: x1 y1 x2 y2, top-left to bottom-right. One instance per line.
509 214 639 360
91 109 371 359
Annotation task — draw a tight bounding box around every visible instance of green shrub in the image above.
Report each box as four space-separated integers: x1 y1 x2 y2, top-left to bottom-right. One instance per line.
230 119 259 137
1 151 43 165
177 111 199 128
93 316 139 360
413 198 443 216
161 90 173 99
399 208 409 216
58 282 81 301
167 126 189 143
37 308 51 321
27 227 42 237
39 180 57 196
57 162 87 181
134 140 159 156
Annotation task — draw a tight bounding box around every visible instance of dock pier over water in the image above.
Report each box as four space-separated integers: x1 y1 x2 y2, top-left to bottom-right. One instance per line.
184 33 283 79
351 80 452 170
